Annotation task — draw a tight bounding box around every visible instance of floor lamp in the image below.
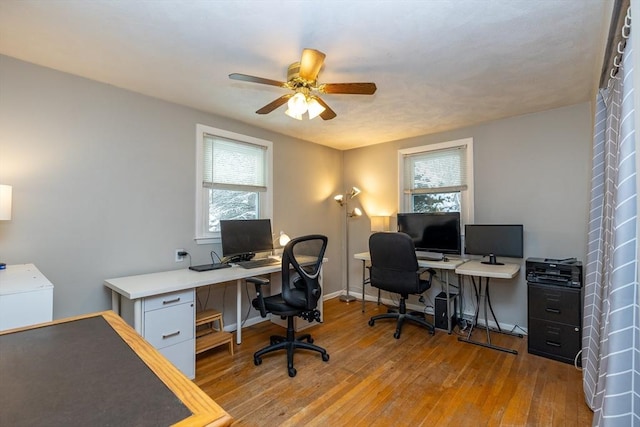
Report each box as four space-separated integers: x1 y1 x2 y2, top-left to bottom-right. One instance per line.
334 187 362 303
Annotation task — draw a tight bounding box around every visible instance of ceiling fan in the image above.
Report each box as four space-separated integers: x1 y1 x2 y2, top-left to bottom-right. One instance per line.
229 48 377 120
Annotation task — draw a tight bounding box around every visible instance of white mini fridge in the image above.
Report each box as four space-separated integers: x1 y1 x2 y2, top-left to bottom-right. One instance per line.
0 264 54 331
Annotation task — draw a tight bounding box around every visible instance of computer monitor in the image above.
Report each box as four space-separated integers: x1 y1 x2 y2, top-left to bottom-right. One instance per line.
220 219 273 261
396 212 461 255
464 224 524 265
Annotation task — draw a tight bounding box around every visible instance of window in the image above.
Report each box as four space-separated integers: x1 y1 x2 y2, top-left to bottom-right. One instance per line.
398 138 474 225
195 124 272 243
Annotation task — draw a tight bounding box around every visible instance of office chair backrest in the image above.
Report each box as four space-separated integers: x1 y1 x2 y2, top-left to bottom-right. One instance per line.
369 232 421 294
281 234 328 311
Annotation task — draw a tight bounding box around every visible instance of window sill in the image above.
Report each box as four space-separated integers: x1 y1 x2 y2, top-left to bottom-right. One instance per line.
195 236 221 245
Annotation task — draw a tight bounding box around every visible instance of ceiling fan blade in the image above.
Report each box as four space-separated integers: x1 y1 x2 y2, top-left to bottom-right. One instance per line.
299 48 326 81
320 82 377 95
256 94 292 114
229 73 286 88
314 97 337 120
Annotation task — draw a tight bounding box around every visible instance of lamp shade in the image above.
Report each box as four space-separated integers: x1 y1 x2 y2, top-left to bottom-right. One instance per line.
278 231 291 247
349 207 363 218
370 216 390 232
0 185 12 220
307 97 326 120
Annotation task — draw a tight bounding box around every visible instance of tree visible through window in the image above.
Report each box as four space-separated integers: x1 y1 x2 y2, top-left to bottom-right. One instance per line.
399 138 474 224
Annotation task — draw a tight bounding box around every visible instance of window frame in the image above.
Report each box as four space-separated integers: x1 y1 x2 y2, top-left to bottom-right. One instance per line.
397 137 474 229
195 124 273 244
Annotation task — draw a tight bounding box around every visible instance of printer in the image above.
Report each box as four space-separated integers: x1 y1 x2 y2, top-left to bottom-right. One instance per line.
526 257 582 288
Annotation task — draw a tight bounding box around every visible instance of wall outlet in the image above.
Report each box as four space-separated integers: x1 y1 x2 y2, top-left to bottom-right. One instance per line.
175 249 185 262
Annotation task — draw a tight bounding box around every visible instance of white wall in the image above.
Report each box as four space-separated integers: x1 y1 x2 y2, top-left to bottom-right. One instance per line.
0 55 343 324
343 102 592 331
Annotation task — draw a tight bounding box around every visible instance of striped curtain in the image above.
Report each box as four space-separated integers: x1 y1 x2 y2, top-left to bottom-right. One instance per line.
582 31 639 426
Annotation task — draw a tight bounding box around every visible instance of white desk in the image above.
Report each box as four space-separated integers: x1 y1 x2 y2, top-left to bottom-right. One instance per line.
0 264 54 331
105 262 286 343
105 257 323 378
354 252 466 333
455 260 521 354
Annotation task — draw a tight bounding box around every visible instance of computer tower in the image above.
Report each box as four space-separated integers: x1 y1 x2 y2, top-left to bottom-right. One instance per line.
434 291 456 331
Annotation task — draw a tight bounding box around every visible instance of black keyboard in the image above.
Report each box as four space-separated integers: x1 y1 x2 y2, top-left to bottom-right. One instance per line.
237 258 281 269
189 263 231 272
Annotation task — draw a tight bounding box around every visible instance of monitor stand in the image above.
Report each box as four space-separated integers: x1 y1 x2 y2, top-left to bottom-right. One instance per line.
226 252 255 263
481 254 504 265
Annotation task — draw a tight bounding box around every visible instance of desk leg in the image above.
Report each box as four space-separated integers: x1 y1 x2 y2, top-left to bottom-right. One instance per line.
361 260 366 313
457 277 520 354
444 270 452 334
236 279 242 345
111 290 120 315
133 299 142 335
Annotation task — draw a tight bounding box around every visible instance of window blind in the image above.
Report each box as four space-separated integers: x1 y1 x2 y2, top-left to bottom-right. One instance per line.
403 145 468 194
203 134 267 192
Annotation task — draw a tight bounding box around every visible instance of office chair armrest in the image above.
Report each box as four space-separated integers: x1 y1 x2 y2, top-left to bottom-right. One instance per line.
418 268 437 282
246 276 270 286
247 276 270 317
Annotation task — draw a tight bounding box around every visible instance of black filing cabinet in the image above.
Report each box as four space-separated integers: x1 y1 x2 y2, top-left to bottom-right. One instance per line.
527 282 582 365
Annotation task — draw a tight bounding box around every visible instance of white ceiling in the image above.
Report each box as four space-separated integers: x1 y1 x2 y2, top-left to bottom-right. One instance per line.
0 1 612 150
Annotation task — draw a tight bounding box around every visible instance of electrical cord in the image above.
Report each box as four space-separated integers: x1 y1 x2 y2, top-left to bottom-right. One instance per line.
210 250 222 263
574 349 583 371
196 285 212 312
510 324 527 335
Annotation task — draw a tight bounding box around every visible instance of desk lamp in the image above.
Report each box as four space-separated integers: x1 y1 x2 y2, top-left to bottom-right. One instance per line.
272 231 291 257
0 184 12 270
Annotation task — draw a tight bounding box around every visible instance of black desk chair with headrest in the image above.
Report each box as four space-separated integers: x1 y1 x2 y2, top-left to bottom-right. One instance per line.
248 234 329 377
368 232 436 339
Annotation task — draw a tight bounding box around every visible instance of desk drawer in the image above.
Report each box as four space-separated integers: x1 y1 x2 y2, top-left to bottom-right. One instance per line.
528 318 581 364
528 283 580 324
144 289 194 311
159 339 195 379
144 302 194 349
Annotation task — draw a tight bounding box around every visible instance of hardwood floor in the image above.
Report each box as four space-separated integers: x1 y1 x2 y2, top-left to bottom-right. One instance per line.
195 298 593 426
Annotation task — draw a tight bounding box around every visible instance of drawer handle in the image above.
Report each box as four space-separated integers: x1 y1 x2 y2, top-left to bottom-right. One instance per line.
162 330 181 339
545 340 561 347
545 308 561 314
163 297 181 305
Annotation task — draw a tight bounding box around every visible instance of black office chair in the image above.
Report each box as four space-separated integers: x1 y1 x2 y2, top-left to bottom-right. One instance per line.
368 232 436 339
248 234 329 377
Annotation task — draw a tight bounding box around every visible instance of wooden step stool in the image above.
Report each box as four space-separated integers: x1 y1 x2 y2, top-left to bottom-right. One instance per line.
195 309 234 355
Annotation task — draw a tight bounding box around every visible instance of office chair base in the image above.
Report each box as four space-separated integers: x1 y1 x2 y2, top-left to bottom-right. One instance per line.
368 298 435 339
253 316 329 377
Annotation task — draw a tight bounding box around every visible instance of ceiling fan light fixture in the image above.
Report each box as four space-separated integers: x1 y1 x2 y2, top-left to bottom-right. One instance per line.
307 97 326 120
284 108 303 120
287 92 308 116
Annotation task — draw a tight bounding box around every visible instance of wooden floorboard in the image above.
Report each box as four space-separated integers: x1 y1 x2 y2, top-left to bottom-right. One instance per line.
195 298 593 426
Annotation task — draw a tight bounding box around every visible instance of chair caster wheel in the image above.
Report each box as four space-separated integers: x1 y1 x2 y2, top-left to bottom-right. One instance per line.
322 353 330 362
307 337 314 344
368 319 375 327
254 357 262 366
393 331 401 339
288 368 297 377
